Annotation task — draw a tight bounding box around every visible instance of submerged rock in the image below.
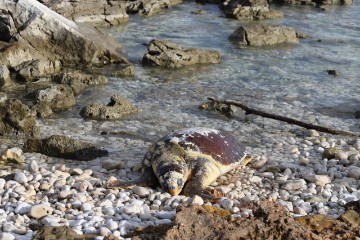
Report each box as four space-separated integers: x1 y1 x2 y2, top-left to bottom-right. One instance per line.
24 135 108 160
80 95 139 120
53 71 109 96
33 85 76 118
126 0 183 16
222 0 283 20
111 64 135 77
229 24 301 46
142 39 221 68
0 98 40 137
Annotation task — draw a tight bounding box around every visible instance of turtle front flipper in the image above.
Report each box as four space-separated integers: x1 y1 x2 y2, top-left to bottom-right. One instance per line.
107 166 157 189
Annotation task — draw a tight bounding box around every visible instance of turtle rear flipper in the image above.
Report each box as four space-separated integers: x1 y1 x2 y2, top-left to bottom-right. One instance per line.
107 166 157 189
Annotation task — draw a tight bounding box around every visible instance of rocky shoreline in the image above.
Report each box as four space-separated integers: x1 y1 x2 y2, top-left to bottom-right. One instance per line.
1 0 359 239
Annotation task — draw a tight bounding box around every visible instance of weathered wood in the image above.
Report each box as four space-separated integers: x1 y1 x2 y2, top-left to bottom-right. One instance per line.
207 97 360 138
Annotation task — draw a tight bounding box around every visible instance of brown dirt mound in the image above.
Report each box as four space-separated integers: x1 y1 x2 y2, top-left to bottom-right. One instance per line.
129 200 360 240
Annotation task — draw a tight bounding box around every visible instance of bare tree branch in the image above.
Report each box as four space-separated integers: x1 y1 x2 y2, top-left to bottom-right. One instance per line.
207 97 360 138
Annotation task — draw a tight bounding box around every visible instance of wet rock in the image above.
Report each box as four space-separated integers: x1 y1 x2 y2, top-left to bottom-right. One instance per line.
40 0 129 26
142 39 221 68
322 147 339 159
52 71 108 95
327 69 338 76
13 59 62 82
0 64 11 88
33 85 76 117
33 226 97 240
0 0 129 82
111 64 135 77
229 24 301 46
0 98 40 137
80 95 138 120
24 135 108 160
221 0 283 20
126 0 182 16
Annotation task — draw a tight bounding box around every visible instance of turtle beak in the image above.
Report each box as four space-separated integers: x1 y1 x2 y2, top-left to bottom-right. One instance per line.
169 187 181 196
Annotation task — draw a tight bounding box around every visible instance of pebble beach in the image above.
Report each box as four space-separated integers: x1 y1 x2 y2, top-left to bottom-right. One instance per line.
1 0 360 239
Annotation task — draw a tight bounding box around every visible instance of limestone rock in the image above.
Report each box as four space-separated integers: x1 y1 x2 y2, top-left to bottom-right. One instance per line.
111 64 135 77
142 39 221 68
0 65 11 88
339 209 360 226
322 147 340 159
0 0 129 82
221 0 283 20
29 204 53 219
1 147 25 164
126 0 183 16
13 59 61 82
33 85 76 117
53 71 108 95
39 0 129 26
24 135 108 160
80 95 138 120
0 98 40 137
229 24 300 46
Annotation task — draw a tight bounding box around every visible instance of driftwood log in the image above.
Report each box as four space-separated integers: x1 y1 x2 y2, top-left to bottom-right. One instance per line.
207 97 360 138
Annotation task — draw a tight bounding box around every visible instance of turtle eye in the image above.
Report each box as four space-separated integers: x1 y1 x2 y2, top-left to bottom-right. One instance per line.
177 178 183 187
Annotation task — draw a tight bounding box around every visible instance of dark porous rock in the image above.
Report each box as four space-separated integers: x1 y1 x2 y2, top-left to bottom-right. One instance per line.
126 0 182 16
322 147 339 159
142 39 221 68
34 85 76 118
327 69 338 76
13 59 62 82
0 98 40 137
0 64 11 88
0 0 129 82
221 0 283 20
355 111 360 119
24 135 108 160
270 0 316 5
33 226 97 240
53 71 108 95
111 64 135 77
80 95 138 120
39 0 129 26
229 24 301 47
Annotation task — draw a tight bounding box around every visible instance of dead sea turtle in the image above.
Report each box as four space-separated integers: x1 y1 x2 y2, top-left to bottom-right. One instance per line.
107 127 252 201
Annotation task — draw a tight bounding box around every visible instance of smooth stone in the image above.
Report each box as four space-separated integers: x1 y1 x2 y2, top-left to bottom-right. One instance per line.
155 210 176 220
101 159 125 171
106 220 119 231
0 178 5 189
29 204 53 219
249 176 262 184
132 186 151 197
348 168 360 180
187 195 204 205
0 232 15 240
14 172 28 184
220 199 234 210
99 227 111 237
283 179 307 191
71 168 83 175
15 202 32 214
28 160 39 173
155 219 172 225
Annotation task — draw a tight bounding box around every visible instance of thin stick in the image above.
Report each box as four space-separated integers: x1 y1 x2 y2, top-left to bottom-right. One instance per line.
207 97 360 138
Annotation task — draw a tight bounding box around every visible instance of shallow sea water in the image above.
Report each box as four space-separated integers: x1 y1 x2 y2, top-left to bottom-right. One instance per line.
37 1 360 164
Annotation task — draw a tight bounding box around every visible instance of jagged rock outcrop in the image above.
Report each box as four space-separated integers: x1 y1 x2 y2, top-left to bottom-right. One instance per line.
0 65 11 88
142 39 221 68
24 135 108 160
38 0 129 26
221 0 283 20
0 97 40 137
0 0 129 82
229 24 302 46
270 0 352 6
126 0 183 16
53 71 108 95
80 95 139 120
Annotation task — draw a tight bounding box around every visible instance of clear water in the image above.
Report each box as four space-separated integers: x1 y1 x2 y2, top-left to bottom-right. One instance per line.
33 1 360 160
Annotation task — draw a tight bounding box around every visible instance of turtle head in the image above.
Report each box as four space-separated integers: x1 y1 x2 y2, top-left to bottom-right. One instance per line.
161 170 186 195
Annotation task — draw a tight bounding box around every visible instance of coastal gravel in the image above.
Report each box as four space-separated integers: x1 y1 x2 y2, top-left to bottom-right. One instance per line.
1 126 360 239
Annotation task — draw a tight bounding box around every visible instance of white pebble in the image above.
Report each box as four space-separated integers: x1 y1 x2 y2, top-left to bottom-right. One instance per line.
14 172 28 184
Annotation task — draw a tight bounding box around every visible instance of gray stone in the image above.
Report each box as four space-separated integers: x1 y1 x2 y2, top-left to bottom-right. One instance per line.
348 168 360 180
80 95 139 120
283 179 307 191
101 159 126 171
0 65 11 88
132 186 152 197
0 232 15 240
229 24 300 46
14 172 28 184
29 204 54 219
142 39 221 68
28 159 39 173
15 202 32 214
24 135 108 160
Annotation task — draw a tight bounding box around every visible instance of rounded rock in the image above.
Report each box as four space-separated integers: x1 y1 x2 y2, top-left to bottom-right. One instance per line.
29 204 53 219
14 172 28 184
132 186 151 197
